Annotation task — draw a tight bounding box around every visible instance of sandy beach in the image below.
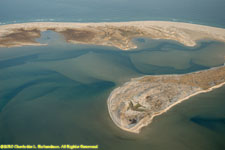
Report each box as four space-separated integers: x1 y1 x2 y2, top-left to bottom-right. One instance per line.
1 21 225 49
128 81 225 133
107 65 225 133
1 21 225 133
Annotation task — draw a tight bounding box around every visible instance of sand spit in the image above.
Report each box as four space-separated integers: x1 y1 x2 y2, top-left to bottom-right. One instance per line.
1 21 225 50
107 65 225 133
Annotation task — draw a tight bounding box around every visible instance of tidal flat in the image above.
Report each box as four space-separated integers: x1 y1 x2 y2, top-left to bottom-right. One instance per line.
0 30 225 149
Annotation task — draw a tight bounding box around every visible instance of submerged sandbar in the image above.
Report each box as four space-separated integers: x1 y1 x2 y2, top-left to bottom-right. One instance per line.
1 21 225 50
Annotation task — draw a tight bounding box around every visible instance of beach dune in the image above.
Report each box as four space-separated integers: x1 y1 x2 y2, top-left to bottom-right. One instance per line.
1 21 225 50
107 65 225 133
1 21 225 133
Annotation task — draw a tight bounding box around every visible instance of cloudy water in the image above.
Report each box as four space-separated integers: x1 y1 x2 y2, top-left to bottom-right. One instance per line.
0 31 224 149
0 0 225 149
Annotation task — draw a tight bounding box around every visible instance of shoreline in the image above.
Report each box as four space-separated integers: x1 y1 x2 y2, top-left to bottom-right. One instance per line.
1 19 225 29
133 64 225 82
1 21 225 50
130 81 225 133
108 79 225 134
1 20 225 29
107 65 225 133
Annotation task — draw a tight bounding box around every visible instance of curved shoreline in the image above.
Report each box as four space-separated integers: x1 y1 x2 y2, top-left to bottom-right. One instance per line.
132 82 225 133
107 65 225 133
1 21 225 50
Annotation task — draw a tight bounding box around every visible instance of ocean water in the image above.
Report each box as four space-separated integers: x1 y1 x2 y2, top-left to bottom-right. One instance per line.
0 0 225 28
0 0 225 149
0 31 225 149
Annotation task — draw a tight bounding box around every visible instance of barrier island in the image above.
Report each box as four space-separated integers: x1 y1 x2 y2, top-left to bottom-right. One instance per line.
107 66 225 133
1 21 225 50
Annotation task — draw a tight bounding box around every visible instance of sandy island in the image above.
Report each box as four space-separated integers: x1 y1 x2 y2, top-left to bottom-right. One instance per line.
1 21 225 50
1 21 225 133
107 65 225 133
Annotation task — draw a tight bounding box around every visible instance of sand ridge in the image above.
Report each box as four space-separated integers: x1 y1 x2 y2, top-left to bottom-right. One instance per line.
1 21 225 50
107 65 225 133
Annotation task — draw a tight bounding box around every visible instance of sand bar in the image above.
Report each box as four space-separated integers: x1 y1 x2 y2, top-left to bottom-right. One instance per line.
107 65 225 133
1 21 225 49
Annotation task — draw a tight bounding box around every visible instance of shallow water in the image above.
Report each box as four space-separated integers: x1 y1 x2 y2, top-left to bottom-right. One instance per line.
0 31 225 149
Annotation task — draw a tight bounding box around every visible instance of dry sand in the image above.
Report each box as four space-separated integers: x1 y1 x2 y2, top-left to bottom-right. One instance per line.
1 21 225 49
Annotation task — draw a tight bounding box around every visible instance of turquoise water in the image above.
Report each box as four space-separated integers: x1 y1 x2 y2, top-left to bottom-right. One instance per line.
0 31 225 149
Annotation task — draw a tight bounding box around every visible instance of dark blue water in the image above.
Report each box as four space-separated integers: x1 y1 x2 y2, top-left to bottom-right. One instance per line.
0 0 225 28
